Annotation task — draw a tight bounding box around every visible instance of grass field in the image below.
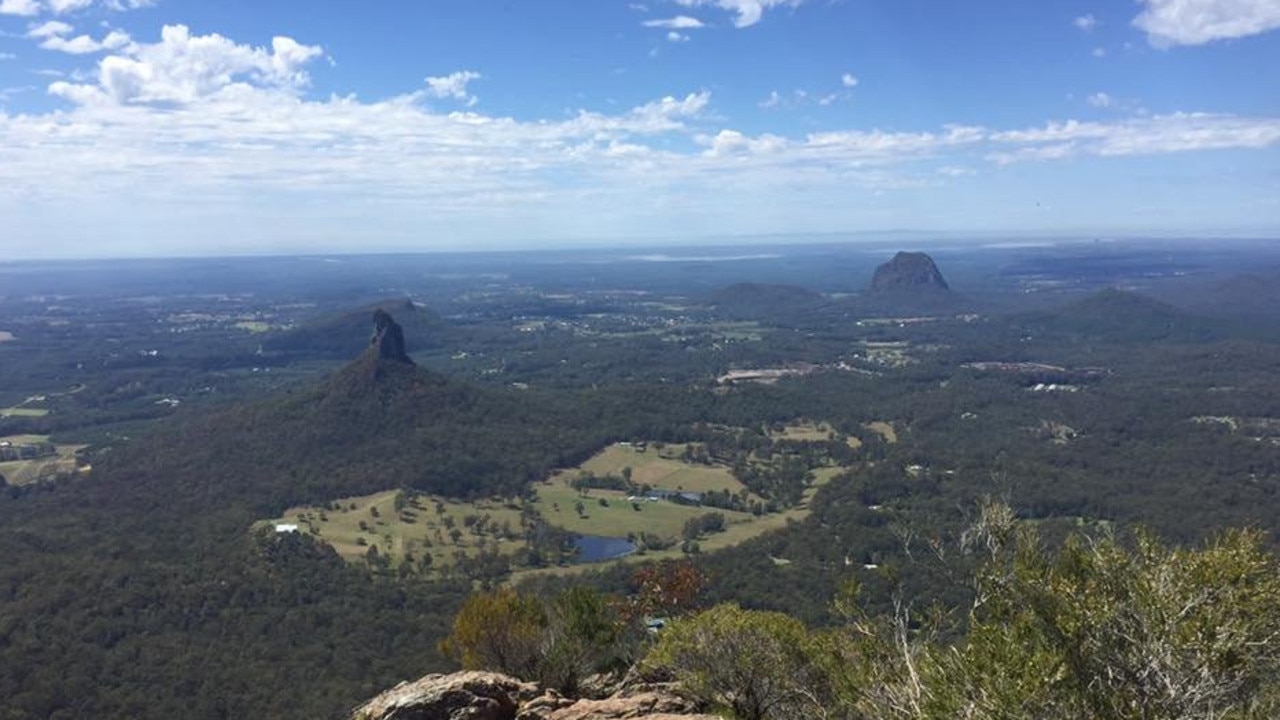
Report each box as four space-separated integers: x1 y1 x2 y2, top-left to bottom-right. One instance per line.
267 490 526 569
864 421 898 444
559 442 746 494
772 421 863 449
270 441 852 578
531 480 751 540
0 407 49 418
514 464 844 579
234 321 272 333
0 434 86 486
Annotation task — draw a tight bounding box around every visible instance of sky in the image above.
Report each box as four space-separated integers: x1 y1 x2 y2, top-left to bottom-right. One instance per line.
0 0 1278 259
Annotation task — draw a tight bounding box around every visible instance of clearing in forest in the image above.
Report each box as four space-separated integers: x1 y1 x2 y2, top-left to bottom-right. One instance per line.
558 442 742 494
771 421 863 449
516 463 844 579
267 490 526 569
863 421 898 444
0 434 86 485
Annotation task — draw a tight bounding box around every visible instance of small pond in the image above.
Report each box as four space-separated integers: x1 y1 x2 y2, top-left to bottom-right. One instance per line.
574 534 637 563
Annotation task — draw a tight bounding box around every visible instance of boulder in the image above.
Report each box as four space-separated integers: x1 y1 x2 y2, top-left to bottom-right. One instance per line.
353 672 720 720
351 671 539 720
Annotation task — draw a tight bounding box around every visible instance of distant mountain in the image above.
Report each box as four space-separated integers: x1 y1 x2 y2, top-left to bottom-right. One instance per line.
869 251 950 293
264 298 448 359
1153 271 1280 322
1014 288 1220 343
850 251 963 315
708 283 827 320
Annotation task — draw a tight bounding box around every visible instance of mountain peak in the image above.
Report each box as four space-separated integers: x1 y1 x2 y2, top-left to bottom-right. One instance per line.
371 308 413 364
869 251 950 293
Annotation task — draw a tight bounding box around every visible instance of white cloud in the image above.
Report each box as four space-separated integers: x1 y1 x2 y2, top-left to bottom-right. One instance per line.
102 0 154 10
39 28 131 54
0 0 40 15
759 90 781 109
1074 14 1099 31
667 31 690 42
699 128 787 156
27 19 74 37
1092 46 1107 57
673 0 802 28
49 25 323 104
2 0 152 14
1134 0 1280 45
423 70 482 106
47 0 92 12
990 113 1280 160
0 52 16 60
643 15 705 28
1087 92 1113 108
841 72 858 88
3 21 1277 255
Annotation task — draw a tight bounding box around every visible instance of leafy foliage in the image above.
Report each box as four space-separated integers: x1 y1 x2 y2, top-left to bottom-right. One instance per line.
644 604 832 720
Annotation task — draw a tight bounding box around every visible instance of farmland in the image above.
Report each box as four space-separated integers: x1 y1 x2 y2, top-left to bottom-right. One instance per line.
0 434 87 486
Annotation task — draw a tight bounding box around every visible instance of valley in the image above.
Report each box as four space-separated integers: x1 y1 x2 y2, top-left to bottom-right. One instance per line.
2 239 1280 719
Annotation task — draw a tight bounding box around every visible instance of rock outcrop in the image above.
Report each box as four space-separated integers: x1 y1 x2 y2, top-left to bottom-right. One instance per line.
350 671 539 720
371 308 413 364
352 673 719 720
869 251 950 293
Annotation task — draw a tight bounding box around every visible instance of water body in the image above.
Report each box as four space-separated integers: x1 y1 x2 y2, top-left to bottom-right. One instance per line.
574 534 636 563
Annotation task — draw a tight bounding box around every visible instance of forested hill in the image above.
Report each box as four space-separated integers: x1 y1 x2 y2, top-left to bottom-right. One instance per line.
1011 287 1222 343
0 322 674 718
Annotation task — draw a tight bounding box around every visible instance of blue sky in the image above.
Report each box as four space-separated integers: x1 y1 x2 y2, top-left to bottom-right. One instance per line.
0 0 1277 258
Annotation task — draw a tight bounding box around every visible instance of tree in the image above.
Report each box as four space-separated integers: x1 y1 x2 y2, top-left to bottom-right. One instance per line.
644 604 831 720
442 587 635 694
440 588 547 680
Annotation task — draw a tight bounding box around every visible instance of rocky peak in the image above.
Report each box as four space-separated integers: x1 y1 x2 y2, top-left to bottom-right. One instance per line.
869 251 950 293
371 308 413 364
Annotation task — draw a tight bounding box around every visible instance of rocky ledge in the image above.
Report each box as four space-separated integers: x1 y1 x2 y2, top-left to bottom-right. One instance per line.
350 671 720 720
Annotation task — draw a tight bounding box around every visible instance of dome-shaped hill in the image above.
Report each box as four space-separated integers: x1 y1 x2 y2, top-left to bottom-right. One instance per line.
869 251 951 293
1015 288 1219 343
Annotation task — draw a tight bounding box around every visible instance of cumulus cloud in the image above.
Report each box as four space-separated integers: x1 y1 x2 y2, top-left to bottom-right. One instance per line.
1087 92 1113 108
49 25 322 104
667 31 690 42
5 21 1278 254
1074 14 1099 31
46 0 92 12
423 70 482 106
0 0 40 15
1134 0 1280 45
643 15 705 28
673 0 803 28
841 73 858 88
2 0 151 14
27 19 73 37
39 28 132 54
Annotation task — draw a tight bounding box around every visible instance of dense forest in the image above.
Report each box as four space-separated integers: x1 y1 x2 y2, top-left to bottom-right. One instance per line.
1 247 1279 719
